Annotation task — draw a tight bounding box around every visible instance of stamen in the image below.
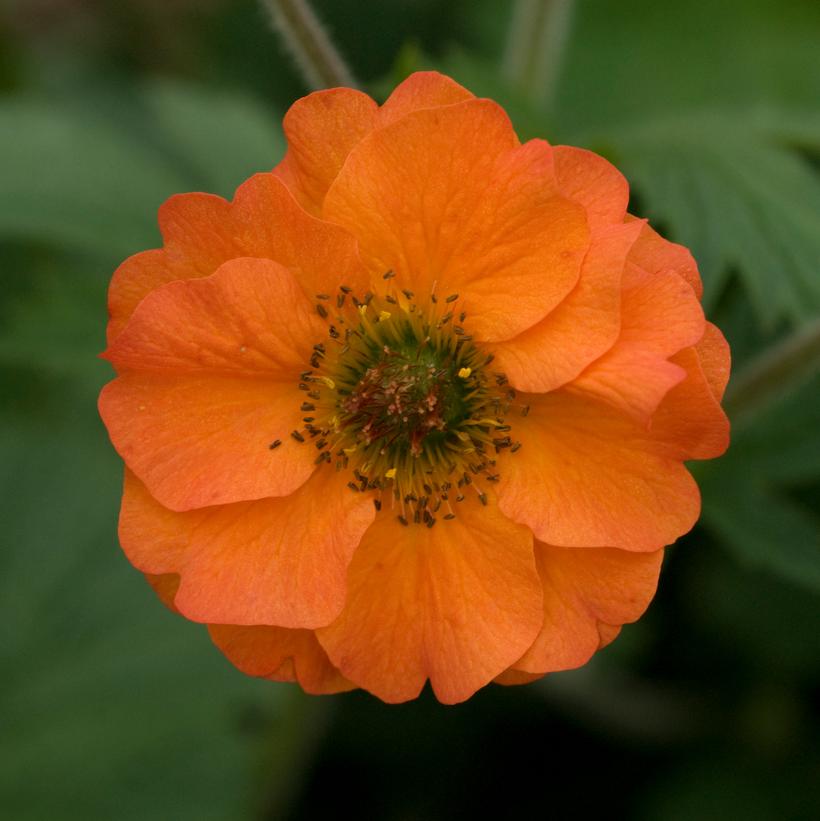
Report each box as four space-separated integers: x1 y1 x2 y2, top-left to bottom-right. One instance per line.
276 291 520 524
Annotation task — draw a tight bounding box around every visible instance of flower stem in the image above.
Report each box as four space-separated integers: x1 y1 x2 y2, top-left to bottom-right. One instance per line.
502 0 576 112
261 0 358 90
724 318 820 424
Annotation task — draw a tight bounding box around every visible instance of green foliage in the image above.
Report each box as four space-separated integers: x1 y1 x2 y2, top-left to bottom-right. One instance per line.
0 383 275 821
0 80 284 259
599 112 820 324
699 373 820 592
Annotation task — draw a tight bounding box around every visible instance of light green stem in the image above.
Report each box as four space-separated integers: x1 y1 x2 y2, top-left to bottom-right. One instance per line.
261 0 357 90
724 318 820 423
502 0 576 111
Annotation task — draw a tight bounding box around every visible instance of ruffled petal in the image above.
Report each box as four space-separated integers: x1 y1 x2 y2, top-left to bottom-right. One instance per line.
497 390 700 550
493 669 543 686
695 321 731 401
553 146 629 229
105 257 324 375
101 258 325 509
100 374 310 510
377 70 474 126
324 102 589 341
491 220 642 392
119 469 375 629
230 173 369 299
568 271 704 421
650 346 730 460
625 218 703 299
144 572 180 612
514 544 663 674
209 625 353 695
107 175 368 342
317 497 542 704
273 88 378 214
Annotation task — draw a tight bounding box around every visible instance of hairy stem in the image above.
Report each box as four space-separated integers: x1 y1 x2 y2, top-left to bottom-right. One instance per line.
725 318 820 423
261 0 357 90
502 0 576 111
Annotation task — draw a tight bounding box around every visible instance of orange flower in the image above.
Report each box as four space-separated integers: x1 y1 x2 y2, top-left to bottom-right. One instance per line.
99 72 730 704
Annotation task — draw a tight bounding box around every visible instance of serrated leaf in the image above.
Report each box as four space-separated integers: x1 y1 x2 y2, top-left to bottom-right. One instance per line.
595 113 820 327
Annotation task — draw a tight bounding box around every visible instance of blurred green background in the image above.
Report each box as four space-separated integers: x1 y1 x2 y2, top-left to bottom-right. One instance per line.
1 1 818 818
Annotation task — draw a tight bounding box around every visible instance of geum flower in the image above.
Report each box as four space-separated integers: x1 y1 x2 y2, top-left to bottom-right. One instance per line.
99 72 729 704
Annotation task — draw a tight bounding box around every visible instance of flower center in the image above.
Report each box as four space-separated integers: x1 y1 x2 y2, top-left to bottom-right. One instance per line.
284 280 522 526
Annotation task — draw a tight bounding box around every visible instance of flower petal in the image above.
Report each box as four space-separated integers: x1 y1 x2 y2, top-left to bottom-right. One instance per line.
101 258 325 509
105 257 324 375
514 544 663 674
554 146 629 229
144 572 180 612
209 625 353 695
317 497 542 704
119 469 375 629
491 220 643 392
106 175 368 342
324 102 589 341
695 321 731 402
497 391 700 550
273 88 378 214
100 374 310 510
377 70 474 126
230 173 368 299
494 669 543 686
568 268 704 421
107 194 240 342
651 346 730 460
626 218 703 299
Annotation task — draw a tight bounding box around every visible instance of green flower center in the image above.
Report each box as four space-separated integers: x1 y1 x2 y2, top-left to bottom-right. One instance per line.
286 283 522 526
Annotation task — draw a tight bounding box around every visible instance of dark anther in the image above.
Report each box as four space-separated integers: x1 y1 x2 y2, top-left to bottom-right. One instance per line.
268 440 282 450
290 430 305 443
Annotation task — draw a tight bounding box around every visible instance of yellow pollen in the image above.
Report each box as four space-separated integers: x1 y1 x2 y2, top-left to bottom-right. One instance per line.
458 367 472 379
317 376 336 389
378 310 392 321
385 468 397 479
343 446 358 455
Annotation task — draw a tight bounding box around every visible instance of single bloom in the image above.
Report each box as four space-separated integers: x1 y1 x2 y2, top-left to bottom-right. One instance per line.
99 72 730 704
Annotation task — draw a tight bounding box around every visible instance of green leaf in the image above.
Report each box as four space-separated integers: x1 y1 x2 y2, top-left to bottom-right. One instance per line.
0 382 305 821
597 112 820 327
0 97 186 256
139 80 286 199
0 82 285 258
698 374 820 593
